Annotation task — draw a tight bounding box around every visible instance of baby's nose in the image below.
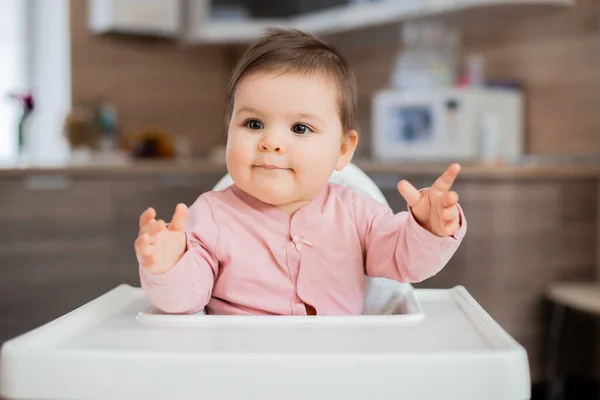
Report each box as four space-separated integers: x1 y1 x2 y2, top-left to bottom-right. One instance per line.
260 142 281 152
259 131 284 153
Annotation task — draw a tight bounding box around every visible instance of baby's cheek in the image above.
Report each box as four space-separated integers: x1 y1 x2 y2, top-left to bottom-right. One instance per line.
295 165 332 194
227 140 251 166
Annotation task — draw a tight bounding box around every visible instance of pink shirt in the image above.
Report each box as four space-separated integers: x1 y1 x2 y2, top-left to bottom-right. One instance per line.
140 184 466 315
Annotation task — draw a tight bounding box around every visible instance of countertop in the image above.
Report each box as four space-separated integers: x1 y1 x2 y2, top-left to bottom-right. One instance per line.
1 158 599 180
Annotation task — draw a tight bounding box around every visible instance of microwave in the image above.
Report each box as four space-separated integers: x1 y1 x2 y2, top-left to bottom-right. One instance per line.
371 88 524 162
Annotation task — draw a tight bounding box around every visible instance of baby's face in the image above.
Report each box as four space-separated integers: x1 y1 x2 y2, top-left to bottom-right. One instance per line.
226 71 353 210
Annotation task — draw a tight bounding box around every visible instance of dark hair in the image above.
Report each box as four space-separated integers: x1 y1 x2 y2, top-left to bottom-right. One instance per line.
226 28 357 134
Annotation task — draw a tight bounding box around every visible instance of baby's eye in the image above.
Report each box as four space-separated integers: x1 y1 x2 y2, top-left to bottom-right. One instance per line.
292 124 312 135
244 119 264 130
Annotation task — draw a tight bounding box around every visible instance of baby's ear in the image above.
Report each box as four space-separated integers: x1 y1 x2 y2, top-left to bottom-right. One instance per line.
335 130 358 171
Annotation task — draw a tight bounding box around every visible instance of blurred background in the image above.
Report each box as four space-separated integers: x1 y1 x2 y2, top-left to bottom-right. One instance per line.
1 0 599 398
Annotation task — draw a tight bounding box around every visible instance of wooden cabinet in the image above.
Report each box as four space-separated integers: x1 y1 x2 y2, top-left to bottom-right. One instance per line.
374 174 597 382
88 0 183 37
362 170 598 381
84 0 576 45
0 175 117 343
0 167 597 384
183 0 575 44
0 170 224 344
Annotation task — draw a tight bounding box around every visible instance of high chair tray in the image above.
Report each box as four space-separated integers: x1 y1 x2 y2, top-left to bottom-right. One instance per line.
0 285 530 400
136 287 425 327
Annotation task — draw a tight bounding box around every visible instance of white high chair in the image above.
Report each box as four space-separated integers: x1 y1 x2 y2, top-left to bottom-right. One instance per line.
0 164 532 400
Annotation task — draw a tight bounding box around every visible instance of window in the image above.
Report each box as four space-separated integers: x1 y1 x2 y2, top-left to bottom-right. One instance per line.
0 0 71 165
0 0 26 163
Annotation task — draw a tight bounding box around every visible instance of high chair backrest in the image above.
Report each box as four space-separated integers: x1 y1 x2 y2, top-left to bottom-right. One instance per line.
211 163 415 312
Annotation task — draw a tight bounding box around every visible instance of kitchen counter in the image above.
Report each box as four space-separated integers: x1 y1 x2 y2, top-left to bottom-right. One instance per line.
1 158 599 180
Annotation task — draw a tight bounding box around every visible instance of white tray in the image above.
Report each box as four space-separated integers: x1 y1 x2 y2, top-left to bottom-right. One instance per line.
137 289 425 328
0 285 530 400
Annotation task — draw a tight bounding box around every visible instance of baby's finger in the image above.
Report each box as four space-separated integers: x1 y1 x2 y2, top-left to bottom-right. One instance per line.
138 221 155 237
444 219 460 237
432 163 461 193
134 233 152 255
169 203 188 232
139 207 156 229
397 180 422 208
442 206 459 222
139 220 167 237
442 191 459 208
141 254 155 267
149 220 167 235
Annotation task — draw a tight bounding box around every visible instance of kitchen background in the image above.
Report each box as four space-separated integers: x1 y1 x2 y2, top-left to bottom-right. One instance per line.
1 0 599 398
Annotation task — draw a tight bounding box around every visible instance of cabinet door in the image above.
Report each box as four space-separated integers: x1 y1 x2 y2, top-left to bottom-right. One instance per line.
0 175 119 344
89 0 182 36
210 0 350 19
186 0 358 44
0 175 113 243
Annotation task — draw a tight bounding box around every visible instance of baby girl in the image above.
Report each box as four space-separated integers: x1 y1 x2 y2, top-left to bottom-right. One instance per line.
134 29 467 316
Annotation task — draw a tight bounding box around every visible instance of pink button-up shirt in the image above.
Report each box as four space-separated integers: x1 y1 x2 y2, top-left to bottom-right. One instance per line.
140 184 466 315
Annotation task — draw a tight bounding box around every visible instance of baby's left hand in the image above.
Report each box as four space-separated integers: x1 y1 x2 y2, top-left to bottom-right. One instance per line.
397 163 462 237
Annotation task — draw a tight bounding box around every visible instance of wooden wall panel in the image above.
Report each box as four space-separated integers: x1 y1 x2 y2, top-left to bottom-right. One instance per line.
69 0 231 157
335 0 600 157
459 0 600 155
70 1 598 158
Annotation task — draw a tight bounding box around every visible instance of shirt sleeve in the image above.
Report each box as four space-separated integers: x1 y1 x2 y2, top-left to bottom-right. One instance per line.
353 191 467 283
139 196 220 314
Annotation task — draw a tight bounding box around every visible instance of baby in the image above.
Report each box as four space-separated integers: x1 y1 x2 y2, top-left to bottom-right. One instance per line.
134 29 467 316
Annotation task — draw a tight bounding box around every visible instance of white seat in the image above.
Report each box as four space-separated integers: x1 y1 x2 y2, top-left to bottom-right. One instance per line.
212 162 414 315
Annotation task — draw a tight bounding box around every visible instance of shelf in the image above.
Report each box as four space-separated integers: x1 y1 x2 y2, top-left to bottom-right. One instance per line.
290 0 425 35
185 0 575 44
1 159 599 180
187 19 287 44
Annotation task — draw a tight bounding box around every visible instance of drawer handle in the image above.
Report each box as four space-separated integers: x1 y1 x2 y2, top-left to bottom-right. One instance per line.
22 175 72 191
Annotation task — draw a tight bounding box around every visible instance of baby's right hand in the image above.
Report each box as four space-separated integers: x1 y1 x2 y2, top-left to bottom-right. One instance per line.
135 203 188 274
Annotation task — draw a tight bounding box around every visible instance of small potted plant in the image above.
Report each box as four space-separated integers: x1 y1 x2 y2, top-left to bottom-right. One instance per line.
8 92 34 157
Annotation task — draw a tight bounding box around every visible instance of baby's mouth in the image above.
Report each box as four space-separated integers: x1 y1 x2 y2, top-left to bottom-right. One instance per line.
253 164 291 171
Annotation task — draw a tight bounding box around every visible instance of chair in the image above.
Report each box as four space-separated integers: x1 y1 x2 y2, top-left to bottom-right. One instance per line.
212 162 414 315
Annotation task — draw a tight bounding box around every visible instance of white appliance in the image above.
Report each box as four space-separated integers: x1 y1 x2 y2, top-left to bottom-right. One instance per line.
371 87 524 162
